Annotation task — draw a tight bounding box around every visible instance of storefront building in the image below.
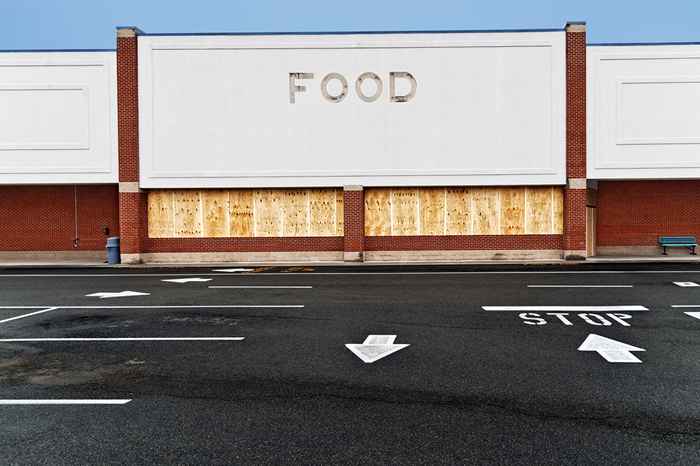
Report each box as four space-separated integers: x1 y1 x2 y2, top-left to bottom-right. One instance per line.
0 22 697 263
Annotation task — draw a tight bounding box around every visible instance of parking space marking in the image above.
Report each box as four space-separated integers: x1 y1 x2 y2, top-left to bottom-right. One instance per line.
0 337 245 342
208 285 313 289
0 399 133 405
0 307 58 324
482 305 649 312
527 285 633 288
0 305 303 309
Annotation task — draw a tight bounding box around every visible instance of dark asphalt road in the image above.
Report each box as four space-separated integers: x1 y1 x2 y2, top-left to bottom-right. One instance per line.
1 264 700 465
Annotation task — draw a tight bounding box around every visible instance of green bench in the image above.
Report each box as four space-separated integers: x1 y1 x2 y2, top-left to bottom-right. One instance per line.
658 236 697 255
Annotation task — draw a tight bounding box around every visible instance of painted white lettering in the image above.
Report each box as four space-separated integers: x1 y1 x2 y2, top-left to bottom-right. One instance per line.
606 313 632 327
546 312 573 326
519 312 547 325
579 313 612 326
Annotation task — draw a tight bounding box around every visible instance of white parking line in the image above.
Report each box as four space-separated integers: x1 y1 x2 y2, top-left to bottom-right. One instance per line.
0 399 132 405
0 305 303 309
208 286 313 289
0 307 58 324
527 285 633 288
671 305 700 308
0 337 245 342
482 305 649 312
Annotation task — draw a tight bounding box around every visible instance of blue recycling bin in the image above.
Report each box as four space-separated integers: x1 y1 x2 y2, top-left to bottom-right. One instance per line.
106 236 121 264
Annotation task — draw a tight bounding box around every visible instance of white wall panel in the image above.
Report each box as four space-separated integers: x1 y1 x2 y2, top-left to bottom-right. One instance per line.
138 32 566 188
0 52 117 184
588 44 700 179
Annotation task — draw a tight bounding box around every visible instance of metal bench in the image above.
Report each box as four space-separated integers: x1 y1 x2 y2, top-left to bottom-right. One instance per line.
658 236 697 255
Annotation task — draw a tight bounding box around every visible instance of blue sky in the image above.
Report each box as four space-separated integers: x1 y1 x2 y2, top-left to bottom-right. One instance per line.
0 0 698 50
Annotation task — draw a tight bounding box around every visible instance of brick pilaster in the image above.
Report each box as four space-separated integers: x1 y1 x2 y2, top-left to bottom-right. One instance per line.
563 21 587 260
343 186 364 261
116 26 145 264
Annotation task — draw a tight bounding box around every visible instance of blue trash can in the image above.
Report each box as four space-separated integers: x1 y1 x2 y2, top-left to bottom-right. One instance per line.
106 236 121 264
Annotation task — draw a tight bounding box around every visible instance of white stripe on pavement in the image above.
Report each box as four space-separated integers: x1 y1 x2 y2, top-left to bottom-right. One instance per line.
0 337 245 342
0 307 58 324
685 312 700 320
482 305 649 312
208 286 312 289
672 305 700 308
0 305 302 309
0 399 132 405
527 285 633 288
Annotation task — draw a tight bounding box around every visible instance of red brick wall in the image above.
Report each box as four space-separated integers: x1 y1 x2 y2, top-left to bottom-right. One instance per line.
563 23 587 255
344 189 364 253
117 30 145 256
597 181 700 246
365 235 562 251
0 185 119 251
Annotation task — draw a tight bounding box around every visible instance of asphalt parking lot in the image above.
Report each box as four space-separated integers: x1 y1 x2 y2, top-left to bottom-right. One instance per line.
1 263 700 465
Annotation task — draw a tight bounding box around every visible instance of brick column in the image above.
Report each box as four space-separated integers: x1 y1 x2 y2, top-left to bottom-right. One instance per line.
563 21 587 260
116 26 145 264
343 186 364 262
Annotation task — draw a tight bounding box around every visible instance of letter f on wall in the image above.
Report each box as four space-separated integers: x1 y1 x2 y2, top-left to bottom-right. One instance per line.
289 72 314 103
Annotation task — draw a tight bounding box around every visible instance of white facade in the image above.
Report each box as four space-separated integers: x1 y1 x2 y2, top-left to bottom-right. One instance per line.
588 44 700 179
138 31 566 188
0 51 117 184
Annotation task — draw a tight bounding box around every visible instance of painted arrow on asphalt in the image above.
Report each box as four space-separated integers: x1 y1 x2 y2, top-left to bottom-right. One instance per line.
577 334 645 363
686 312 700 321
345 335 409 363
85 291 150 299
161 278 212 284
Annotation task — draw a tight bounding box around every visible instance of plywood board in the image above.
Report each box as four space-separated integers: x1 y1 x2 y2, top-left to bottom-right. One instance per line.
552 187 564 234
500 188 525 235
254 190 282 237
445 188 470 235
173 190 202 237
282 190 308 236
472 188 499 235
202 190 229 237
309 189 336 236
364 188 391 236
419 188 445 235
228 190 254 237
335 190 344 237
391 189 419 236
525 187 553 234
148 191 174 238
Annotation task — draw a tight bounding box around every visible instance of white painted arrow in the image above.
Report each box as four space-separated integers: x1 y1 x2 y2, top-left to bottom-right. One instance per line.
85 291 150 299
577 334 645 363
685 312 700 320
345 335 409 363
161 278 212 284
213 268 254 273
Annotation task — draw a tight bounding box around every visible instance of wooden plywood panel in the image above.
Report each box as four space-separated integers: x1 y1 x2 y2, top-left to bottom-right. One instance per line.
254 190 282 237
419 188 445 235
364 188 391 236
445 188 470 235
173 190 202 237
229 190 254 237
282 190 308 236
525 187 553 234
309 189 336 236
202 190 229 237
148 191 174 238
391 189 419 236
552 187 564 234
335 190 344 237
500 188 525 235
472 188 499 235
